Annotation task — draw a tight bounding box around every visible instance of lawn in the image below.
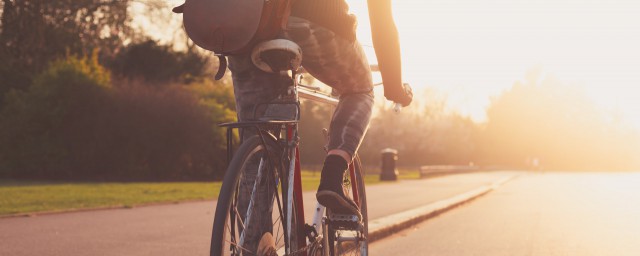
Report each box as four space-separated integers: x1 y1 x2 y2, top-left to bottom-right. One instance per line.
0 181 223 216
0 169 419 216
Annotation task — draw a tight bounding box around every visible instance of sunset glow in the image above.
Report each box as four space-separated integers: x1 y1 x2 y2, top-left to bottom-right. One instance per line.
347 0 640 126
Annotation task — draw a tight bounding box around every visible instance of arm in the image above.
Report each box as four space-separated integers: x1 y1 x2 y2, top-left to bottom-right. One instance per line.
367 0 412 106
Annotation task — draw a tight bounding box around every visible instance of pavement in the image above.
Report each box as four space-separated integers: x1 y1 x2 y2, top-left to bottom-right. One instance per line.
369 172 640 256
0 171 519 256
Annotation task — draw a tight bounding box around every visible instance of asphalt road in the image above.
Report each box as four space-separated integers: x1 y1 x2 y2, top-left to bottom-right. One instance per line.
0 172 515 256
370 172 640 256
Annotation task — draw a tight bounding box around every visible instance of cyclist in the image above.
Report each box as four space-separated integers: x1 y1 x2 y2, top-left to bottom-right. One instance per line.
231 0 411 216
247 0 412 251
175 0 412 253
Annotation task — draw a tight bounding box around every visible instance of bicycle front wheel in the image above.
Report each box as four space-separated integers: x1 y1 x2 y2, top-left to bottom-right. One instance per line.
210 135 301 256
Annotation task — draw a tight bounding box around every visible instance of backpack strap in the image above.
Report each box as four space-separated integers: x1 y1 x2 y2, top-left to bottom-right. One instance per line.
215 54 227 81
172 3 184 13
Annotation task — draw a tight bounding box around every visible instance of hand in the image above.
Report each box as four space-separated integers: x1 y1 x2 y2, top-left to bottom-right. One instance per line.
384 83 413 107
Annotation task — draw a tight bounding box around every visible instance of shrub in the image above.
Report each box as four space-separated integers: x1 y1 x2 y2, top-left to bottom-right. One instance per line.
100 82 220 180
0 54 235 181
0 53 112 179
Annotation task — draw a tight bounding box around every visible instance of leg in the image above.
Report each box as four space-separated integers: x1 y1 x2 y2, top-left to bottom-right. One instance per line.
285 17 374 160
326 93 375 161
285 17 374 216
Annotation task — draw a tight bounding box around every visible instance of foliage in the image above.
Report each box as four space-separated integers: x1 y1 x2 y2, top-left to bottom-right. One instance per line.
298 100 333 166
109 40 211 84
479 70 640 170
0 0 131 104
183 78 237 178
0 54 112 179
0 55 236 181
359 90 478 167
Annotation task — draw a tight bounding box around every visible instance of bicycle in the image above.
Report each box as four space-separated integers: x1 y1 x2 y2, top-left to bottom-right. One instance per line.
210 39 383 256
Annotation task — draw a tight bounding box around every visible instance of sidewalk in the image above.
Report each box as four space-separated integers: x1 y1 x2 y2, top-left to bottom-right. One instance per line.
0 171 519 256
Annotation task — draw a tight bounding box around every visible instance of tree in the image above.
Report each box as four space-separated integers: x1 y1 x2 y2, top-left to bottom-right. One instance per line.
480 69 640 170
0 0 131 102
359 90 478 168
298 100 333 167
109 40 211 85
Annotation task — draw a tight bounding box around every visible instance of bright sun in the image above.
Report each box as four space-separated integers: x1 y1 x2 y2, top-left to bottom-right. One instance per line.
347 0 640 127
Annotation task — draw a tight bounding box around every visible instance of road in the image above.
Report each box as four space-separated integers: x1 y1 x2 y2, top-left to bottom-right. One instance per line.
370 172 640 256
0 171 515 256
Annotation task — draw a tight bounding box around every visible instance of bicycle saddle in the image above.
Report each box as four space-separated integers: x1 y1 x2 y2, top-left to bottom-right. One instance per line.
251 39 302 73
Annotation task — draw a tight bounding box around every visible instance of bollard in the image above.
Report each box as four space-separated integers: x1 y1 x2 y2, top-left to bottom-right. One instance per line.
380 148 399 181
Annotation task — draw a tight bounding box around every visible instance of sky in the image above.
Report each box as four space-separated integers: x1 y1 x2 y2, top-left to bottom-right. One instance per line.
346 0 640 125
157 0 640 126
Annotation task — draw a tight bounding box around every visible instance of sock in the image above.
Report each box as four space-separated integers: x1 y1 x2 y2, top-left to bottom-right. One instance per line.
319 155 348 189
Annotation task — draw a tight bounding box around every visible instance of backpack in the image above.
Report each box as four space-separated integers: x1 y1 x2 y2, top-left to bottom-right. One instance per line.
172 0 296 80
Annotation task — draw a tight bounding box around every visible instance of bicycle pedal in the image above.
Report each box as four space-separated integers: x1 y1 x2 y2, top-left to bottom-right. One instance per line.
326 214 361 231
327 213 359 222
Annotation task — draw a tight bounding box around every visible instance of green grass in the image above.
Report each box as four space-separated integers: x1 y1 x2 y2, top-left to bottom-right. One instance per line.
1 169 410 216
0 181 223 215
398 169 421 180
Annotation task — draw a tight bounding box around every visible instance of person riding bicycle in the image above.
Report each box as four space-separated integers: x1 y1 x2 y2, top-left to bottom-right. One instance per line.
175 0 412 253
229 0 411 215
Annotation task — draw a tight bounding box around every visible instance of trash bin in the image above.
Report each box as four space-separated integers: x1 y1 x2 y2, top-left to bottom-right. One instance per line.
380 148 399 181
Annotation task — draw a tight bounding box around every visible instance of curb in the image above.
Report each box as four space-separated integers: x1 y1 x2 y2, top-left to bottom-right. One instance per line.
367 174 517 242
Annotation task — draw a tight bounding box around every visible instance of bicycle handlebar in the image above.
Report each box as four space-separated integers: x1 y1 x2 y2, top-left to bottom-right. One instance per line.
297 67 411 112
373 82 412 113
393 103 403 112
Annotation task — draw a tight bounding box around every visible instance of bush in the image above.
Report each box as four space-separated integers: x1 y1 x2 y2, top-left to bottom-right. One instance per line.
0 54 236 181
100 82 222 180
0 54 112 179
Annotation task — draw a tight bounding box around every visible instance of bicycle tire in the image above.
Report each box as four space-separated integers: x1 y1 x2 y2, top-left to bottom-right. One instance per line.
326 154 368 256
210 134 302 256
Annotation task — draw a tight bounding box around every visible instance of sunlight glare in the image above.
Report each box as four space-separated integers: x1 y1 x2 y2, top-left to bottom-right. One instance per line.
347 0 640 127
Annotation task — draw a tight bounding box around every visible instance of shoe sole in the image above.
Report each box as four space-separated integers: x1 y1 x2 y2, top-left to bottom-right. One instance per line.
316 191 362 220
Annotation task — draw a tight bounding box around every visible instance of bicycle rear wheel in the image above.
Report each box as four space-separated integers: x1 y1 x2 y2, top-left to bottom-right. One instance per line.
325 155 368 256
210 135 302 256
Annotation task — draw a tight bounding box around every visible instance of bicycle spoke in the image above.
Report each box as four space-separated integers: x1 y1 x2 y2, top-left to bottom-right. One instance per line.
224 239 252 255
271 163 287 247
233 207 246 231
335 230 363 256
224 222 240 255
273 215 285 250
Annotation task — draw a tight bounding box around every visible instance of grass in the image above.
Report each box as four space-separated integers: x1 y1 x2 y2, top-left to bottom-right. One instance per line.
0 169 420 216
0 181 223 216
398 169 421 180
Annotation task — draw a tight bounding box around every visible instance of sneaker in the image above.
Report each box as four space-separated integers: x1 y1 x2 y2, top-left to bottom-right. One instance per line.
257 232 278 256
316 155 362 220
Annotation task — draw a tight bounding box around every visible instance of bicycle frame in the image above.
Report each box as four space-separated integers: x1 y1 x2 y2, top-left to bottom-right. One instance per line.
285 71 363 255
220 69 364 255
284 70 340 255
